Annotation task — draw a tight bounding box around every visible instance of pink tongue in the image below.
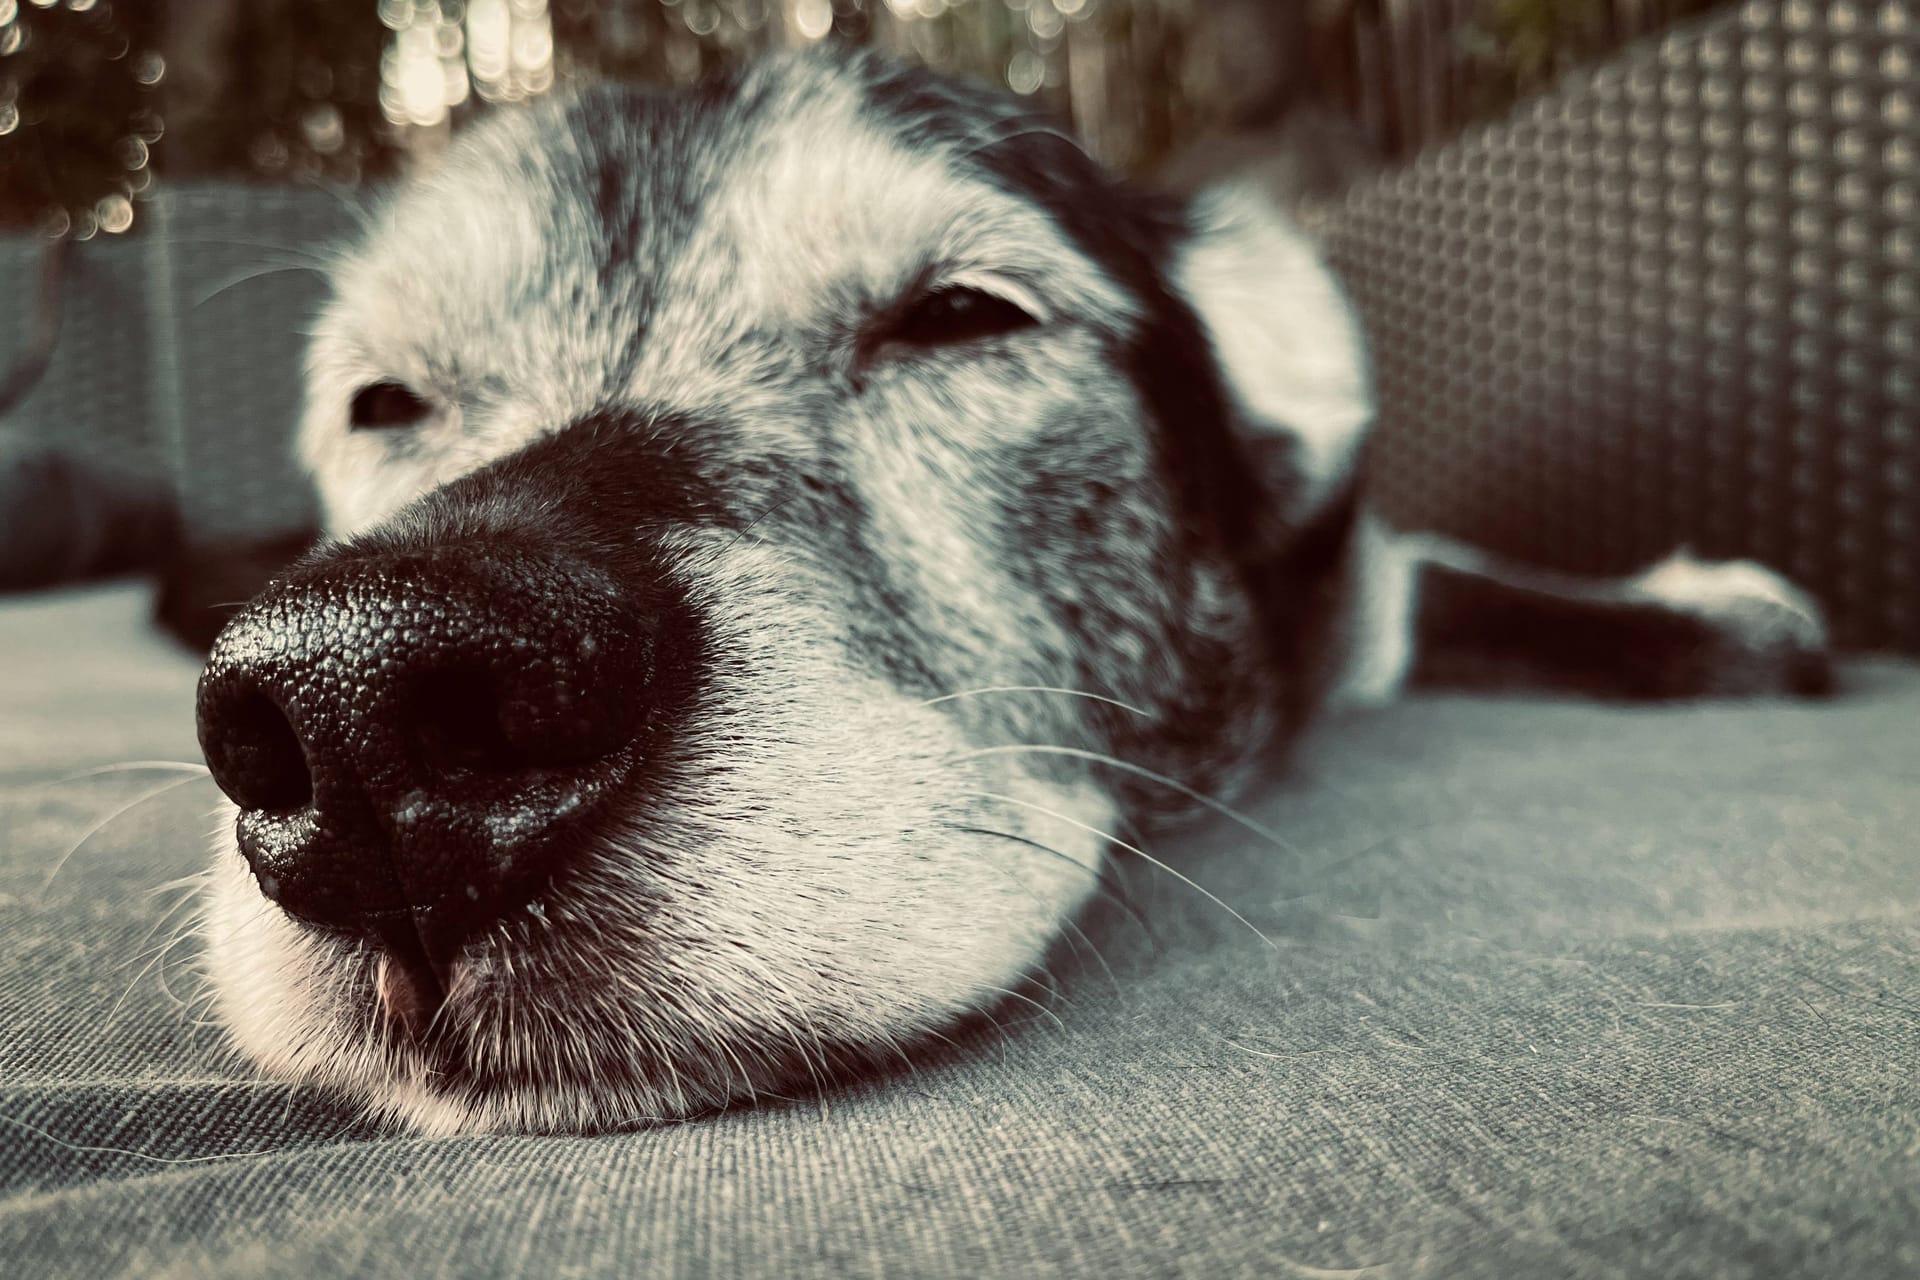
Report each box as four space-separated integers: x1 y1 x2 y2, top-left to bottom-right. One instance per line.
377 952 447 1042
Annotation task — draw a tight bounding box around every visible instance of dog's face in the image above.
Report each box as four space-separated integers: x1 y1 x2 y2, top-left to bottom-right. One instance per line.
196 50 1369 1134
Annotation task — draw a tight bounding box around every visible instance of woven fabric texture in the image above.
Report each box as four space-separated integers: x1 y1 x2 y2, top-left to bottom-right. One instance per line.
4 585 1918 1279
0 184 358 545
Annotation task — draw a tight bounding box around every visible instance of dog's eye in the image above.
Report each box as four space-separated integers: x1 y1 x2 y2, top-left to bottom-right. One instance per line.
349 381 432 431
889 286 1038 348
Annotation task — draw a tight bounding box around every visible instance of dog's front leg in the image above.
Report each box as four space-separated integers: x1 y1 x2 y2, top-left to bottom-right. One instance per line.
1381 533 1833 699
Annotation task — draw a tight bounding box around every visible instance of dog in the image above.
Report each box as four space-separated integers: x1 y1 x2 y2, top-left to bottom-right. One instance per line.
192 47 1831 1135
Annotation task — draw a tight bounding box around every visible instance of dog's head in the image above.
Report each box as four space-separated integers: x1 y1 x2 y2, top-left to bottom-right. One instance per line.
195 49 1370 1134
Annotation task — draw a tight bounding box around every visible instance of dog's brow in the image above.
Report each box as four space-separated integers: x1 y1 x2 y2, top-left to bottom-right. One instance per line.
692 113 1136 338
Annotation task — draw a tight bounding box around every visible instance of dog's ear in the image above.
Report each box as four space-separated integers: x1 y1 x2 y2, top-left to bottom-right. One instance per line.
1171 177 1372 522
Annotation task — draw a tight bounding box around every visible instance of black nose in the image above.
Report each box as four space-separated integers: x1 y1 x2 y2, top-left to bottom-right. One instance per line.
197 543 675 963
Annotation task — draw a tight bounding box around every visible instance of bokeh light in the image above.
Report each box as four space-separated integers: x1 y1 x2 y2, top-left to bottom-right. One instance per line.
0 1 1735 235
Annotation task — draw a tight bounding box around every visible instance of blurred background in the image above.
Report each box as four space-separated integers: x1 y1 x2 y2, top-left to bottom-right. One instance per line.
0 0 1727 230
1 0 1914 652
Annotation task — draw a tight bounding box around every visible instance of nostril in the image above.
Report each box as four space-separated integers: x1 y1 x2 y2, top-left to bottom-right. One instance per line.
207 690 313 811
412 669 526 775
409 663 628 776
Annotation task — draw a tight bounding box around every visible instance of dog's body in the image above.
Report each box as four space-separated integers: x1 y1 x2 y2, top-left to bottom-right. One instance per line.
194 49 1829 1135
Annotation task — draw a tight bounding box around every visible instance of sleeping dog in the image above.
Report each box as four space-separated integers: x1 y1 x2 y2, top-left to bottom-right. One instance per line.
194 48 1830 1134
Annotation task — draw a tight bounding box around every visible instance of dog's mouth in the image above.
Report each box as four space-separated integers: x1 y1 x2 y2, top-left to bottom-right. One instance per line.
373 935 455 1044
350 889 636 1097
202 761 1108 1136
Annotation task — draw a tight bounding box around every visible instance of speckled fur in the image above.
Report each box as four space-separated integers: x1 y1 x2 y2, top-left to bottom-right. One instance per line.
201 49 1384 1134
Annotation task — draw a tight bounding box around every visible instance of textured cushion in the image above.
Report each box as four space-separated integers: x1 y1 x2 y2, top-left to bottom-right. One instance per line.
1329 0 1920 654
4 584 1919 1279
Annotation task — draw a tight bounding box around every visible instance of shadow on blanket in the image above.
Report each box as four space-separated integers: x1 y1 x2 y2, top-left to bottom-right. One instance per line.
0 437 313 652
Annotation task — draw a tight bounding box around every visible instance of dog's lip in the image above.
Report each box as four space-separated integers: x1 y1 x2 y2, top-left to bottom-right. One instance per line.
376 946 457 1044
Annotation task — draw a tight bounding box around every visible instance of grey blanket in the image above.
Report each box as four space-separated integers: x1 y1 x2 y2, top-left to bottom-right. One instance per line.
4 584 1918 1278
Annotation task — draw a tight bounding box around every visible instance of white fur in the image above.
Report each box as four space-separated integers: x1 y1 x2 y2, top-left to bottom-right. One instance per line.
206 534 1110 1134
1330 520 1426 706
205 54 1408 1135
1632 550 1829 648
214 62 1169 1133
1634 551 1819 619
1176 174 1374 514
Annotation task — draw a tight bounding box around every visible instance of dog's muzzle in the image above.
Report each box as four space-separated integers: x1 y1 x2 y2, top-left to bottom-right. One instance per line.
197 541 678 980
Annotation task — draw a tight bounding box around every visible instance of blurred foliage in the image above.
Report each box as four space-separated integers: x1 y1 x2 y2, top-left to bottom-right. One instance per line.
162 0 396 187
0 0 163 238
0 0 1737 236
1457 0 1724 103
0 0 396 234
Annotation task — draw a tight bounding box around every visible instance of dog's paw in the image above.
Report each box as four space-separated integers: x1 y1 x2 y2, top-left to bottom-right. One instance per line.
1629 552 1834 697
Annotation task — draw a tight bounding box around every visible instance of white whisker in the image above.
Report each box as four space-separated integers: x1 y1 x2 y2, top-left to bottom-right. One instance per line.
944 821 1150 937
40 760 211 787
1051 913 1122 994
146 871 213 901
920 686 1151 717
108 917 201 1030
954 743 1301 856
954 119 1088 164
133 881 204 951
161 234 343 265
193 262 328 309
944 823 1129 991
0 1111 310 1167
958 790 1277 950
981 984 1069 1035
38 773 213 898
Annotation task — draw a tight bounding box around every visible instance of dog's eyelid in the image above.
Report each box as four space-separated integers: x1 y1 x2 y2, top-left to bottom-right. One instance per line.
939 270 1050 325
867 271 1046 357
